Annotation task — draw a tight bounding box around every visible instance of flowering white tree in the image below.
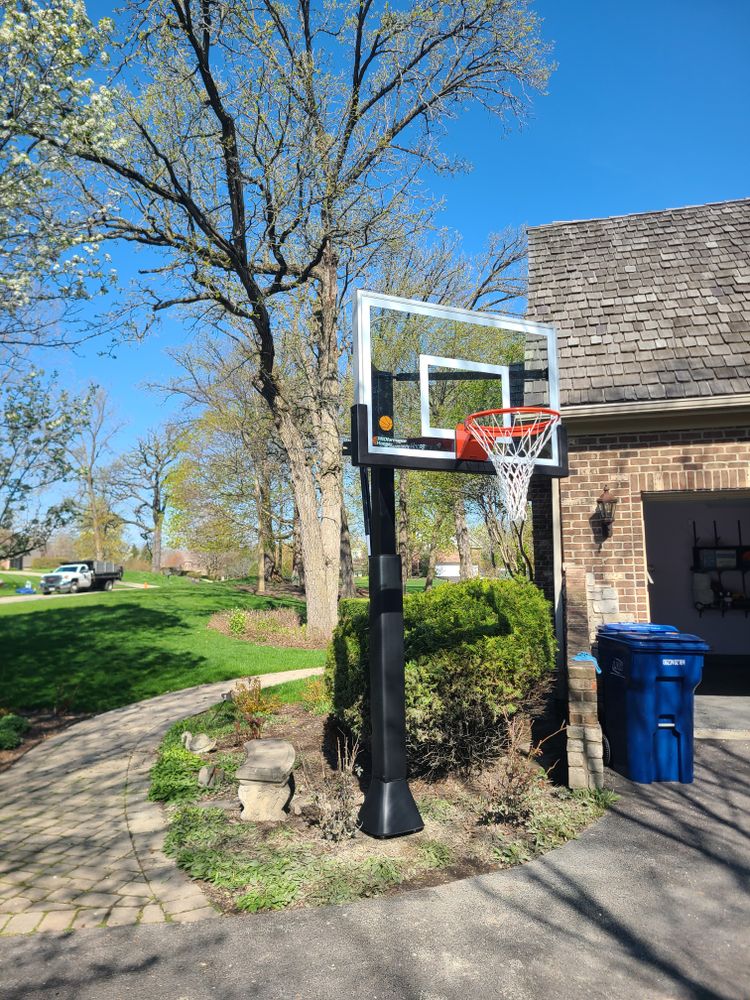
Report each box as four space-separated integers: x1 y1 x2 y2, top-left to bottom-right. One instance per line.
0 0 115 357
0 369 79 559
2 0 550 635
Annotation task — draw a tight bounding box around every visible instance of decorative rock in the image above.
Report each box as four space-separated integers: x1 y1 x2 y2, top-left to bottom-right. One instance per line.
238 781 292 822
236 740 295 783
198 765 224 788
180 731 217 753
236 739 295 823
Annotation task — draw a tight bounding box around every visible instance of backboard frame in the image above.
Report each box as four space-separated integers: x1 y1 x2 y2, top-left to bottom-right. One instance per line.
352 289 568 477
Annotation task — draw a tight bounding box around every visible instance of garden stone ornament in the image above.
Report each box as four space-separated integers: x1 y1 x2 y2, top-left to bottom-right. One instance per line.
181 731 217 753
236 739 295 822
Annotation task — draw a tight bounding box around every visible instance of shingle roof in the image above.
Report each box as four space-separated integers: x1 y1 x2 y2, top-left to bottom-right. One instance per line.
526 199 750 406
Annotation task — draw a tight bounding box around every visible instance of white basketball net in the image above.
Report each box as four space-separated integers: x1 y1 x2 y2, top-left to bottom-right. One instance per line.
465 410 560 527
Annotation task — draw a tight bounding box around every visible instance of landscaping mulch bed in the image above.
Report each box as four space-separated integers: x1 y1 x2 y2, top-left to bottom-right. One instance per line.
153 690 614 915
0 711 89 772
207 607 328 649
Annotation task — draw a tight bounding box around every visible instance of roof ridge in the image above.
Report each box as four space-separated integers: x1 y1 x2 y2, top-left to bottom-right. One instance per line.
528 197 750 232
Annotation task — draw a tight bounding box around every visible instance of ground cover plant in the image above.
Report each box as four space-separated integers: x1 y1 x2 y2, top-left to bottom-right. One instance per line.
0 571 325 713
151 676 615 916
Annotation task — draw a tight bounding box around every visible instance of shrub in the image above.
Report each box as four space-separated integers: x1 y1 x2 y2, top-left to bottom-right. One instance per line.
231 677 281 739
325 577 556 774
300 676 332 716
305 739 362 842
228 607 247 637
481 714 546 825
0 713 30 750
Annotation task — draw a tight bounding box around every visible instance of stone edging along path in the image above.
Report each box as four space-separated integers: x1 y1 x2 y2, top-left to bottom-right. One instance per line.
0 668 323 937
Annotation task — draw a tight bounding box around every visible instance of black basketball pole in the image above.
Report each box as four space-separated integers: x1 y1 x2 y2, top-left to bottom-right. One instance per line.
358 466 424 838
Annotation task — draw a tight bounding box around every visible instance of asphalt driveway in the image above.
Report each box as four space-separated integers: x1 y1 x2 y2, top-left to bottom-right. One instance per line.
1 739 747 1000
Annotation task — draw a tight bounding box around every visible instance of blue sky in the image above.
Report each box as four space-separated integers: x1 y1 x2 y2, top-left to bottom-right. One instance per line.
49 0 750 457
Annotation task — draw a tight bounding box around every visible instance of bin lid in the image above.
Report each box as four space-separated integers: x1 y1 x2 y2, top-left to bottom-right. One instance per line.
598 628 709 652
597 622 678 635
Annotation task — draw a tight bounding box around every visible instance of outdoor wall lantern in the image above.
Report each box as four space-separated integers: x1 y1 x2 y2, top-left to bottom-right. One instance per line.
596 486 619 538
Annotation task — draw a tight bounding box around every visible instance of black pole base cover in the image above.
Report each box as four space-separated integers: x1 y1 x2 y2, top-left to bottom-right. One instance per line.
359 777 424 839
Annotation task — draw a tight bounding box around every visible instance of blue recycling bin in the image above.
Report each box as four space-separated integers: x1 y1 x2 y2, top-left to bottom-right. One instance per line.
596 625 709 784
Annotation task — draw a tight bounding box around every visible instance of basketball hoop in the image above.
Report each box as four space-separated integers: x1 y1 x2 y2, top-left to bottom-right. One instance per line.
458 407 561 526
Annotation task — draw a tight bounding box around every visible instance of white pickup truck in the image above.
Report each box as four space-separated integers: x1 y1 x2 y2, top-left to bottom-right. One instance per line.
39 560 124 595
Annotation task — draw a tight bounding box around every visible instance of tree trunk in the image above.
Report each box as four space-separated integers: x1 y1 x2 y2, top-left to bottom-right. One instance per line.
291 503 304 588
453 495 473 580
339 502 356 598
253 478 266 594
257 466 278 583
274 405 341 639
151 515 163 573
423 513 445 592
424 542 439 591
398 469 410 588
86 471 103 560
255 254 342 639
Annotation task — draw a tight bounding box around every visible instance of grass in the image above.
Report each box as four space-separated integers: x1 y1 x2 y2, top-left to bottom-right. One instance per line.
0 572 39 591
355 575 438 593
0 574 324 713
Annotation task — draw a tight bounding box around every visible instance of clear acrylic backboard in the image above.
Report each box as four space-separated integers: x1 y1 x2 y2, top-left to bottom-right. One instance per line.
351 289 565 476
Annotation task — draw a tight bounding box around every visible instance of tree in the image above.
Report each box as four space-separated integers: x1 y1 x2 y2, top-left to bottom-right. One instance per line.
66 387 120 560
466 479 534 579
167 429 255 576
4 0 549 635
165 338 295 591
109 425 182 572
73 498 128 561
0 1 115 359
0 369 78 559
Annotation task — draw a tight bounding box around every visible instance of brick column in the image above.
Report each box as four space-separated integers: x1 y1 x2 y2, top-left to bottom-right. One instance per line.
565 566 604 789
567 660 604 789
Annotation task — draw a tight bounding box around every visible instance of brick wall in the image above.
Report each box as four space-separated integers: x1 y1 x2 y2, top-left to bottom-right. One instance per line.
554 424 750 789
562 425 750 644
529 478 554 605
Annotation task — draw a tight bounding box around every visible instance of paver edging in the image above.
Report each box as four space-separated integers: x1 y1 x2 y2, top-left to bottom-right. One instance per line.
0 668 323 936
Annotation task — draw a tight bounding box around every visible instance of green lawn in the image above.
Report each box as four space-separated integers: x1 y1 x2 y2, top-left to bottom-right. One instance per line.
0 575 325 714
0 573 31 591
355 575 432 594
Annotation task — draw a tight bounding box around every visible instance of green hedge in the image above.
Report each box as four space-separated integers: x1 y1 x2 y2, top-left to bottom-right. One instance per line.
325 577 556 774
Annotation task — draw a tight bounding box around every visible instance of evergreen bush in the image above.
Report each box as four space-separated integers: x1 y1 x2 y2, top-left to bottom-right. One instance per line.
0 713 30 750
325 577 556 774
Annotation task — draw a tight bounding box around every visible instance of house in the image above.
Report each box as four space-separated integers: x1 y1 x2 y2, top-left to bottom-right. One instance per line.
526 198 750 785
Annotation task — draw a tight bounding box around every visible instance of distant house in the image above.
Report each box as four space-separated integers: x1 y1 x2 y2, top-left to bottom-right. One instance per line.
0 548 46 571
434 550 479 580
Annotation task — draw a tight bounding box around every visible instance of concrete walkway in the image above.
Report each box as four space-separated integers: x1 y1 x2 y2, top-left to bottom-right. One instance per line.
0 669 322 936
0 738 748 999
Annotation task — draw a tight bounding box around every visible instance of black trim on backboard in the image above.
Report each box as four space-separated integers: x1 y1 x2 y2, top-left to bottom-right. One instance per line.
348 405 569 478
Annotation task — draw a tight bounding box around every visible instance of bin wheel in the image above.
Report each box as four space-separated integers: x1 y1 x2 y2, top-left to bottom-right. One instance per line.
602 733 611 768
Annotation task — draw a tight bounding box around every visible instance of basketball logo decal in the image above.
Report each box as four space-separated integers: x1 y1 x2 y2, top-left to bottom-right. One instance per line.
378 415 394 432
